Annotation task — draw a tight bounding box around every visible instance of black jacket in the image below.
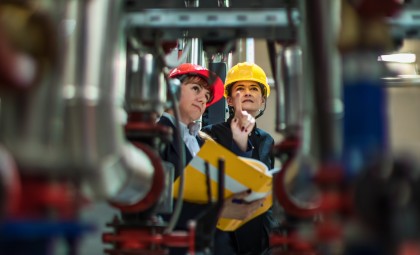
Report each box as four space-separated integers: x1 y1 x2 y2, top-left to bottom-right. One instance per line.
202 119 278 255
158 115 208 230
158 115 203 178
158 115 233 255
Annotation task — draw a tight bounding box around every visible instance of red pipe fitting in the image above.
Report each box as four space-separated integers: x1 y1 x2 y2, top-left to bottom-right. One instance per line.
350 0 403 18
273 136 320 218
103 222 196 254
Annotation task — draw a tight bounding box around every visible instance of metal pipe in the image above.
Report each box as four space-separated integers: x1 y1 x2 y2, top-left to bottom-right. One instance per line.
217 0 230 7
185 0 199 7
125 50 167 115
0 2 67 172
299 0 341 162
186 38 203 65
281 45 303 133
62 0 158 203
245 38 255 63
274 46 285 132
185 0 203 66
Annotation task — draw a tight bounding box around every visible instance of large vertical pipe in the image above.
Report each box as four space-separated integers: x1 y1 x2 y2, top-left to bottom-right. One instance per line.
276 45 303 134
186 38 203 65
125 49 167 116
185 0 203 66
62 0 159 203
245 38 255 63
299 0 341 162
0 1 66 172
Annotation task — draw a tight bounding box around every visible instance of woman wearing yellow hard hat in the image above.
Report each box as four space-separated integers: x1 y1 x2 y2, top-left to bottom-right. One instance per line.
202 62 277 255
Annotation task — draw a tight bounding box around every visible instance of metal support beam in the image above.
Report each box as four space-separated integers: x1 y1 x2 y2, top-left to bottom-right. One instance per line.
125 9 299 41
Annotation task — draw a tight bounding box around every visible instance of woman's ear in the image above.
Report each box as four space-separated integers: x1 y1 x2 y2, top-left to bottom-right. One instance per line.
226 96 234 107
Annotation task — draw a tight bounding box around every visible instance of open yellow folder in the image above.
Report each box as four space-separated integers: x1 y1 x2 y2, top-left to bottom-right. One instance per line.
173 139 273 231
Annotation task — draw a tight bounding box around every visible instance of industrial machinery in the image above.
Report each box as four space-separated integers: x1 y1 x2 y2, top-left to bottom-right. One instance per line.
1 0 420 254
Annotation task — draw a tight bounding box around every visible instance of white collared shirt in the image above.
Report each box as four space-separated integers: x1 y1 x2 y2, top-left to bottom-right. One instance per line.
161 112 200 156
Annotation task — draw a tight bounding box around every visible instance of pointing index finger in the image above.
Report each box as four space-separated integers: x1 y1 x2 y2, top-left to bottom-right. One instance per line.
234 91 242 116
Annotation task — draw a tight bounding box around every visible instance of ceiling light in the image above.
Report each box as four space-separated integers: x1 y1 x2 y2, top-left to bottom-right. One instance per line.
378 53 416 63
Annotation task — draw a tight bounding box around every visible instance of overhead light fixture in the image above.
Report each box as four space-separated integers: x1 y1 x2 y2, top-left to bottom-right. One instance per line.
378 53 416 63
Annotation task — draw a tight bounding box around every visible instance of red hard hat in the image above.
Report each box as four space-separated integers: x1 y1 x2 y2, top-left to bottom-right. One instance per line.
169 63 224 107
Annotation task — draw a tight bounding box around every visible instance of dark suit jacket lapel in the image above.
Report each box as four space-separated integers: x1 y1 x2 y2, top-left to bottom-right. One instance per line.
158 115 193 162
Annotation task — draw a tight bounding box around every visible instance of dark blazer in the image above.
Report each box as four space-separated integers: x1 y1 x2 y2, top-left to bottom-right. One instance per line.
157 115 207 229
158 115 205 177
158 115 234 255
202 119 278 255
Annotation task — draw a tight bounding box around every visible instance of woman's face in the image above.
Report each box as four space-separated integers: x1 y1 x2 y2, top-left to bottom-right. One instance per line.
178 82 211 124
227 81 265 117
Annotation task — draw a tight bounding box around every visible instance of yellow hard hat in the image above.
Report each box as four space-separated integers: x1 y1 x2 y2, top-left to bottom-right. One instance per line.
224 62 270 98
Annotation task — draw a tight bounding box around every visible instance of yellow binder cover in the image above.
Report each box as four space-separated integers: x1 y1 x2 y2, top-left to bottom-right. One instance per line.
173 139 273 231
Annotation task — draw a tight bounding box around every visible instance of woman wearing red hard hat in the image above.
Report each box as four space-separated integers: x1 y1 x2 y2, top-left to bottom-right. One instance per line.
168 62 224 109
157 63 224 255
161 62 224 169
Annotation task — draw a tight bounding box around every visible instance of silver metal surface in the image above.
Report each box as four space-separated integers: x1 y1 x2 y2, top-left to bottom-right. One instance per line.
277 45 303 133
124 7 420 41
0 2 68 172
185 0 199 8
125 52 167 113
125 9 299 41
61 0 157 202
186 38 204 65
99 143 154 204
299 0 341 161
125 0 290 9
218 0 230 7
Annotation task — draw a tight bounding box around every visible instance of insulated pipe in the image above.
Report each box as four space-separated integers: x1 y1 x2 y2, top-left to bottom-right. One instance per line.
186 38 204 66
282 46 303 133
63 0 162 206
234 39 251 64
273 0 342 219
0 2 67 172
185 0 203 66
125 49 167 115
276 45 303 134
299 0 341 162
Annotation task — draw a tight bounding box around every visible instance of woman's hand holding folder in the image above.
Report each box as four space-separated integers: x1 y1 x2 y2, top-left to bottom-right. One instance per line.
220 189 267 220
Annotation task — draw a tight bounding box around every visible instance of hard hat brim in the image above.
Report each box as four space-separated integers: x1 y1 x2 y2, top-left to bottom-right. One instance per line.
169 65 224 107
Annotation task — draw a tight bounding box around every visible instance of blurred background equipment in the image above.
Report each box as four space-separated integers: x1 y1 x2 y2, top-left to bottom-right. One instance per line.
2 0 420 254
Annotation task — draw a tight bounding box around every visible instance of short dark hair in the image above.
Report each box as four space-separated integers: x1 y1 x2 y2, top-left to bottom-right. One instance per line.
180 75 214 103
